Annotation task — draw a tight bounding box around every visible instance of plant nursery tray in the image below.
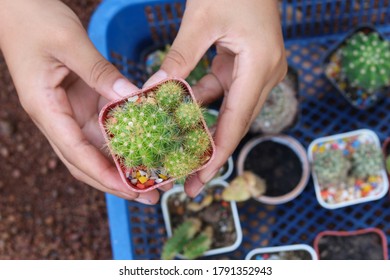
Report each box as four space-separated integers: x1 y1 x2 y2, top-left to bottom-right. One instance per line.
89 0 390 259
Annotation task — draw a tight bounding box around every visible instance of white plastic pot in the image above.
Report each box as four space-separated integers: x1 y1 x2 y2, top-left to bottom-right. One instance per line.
245 244 318 260
161 179 242 258
308 129 389 209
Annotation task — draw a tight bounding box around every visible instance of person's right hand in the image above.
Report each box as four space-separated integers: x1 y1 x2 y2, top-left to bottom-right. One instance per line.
0 0 161 204
145 0 287 197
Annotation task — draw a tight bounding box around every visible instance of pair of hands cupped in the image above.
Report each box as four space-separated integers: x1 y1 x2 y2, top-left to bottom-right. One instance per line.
0 0 287 204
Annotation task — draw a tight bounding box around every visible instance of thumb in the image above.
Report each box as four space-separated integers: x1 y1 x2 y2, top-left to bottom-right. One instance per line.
58 30 139 100
144 12 213 88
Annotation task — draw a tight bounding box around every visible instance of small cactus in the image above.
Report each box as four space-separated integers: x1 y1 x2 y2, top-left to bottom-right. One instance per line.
155 81 184 111
342 32 390 92
161 218 202 260
175 102 204 130
164 148 200 178
386 155 390 174
182 226 213 259
183 129 211 156
351 143 383 178
313 149 351 186
250 78 298 134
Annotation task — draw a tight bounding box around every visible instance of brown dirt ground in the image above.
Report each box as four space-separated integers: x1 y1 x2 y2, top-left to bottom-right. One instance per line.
0 0 113 259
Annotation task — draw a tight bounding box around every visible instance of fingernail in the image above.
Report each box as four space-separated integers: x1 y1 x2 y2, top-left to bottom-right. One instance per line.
113 78 139 97
135 197 153 205
143 70 168 88
118 191 136 200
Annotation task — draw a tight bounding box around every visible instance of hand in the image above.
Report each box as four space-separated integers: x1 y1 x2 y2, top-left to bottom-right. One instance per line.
0 0 160 204
145 0 287 197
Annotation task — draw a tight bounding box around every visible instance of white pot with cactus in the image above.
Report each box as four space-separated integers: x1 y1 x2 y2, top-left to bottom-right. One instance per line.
99 78 215 192
160 179 242 259
308 129 389 209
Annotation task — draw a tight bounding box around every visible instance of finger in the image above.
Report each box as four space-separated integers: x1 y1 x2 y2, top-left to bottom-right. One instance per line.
191 51 234 105
143 7 215 87
55 26 139 100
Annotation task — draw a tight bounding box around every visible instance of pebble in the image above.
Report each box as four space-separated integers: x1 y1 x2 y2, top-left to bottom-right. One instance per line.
0 119 14 137
11 169 21 179
48 158 58 170
0 147 9 158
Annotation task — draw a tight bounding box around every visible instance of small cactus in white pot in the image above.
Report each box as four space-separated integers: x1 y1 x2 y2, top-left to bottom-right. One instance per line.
99 78 215 192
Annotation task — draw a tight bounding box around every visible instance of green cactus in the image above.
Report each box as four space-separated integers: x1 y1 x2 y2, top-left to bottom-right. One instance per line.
342 31 390 92
175 102 204 130
104 80 211 186
106 102 178 168
161 218 202 260
351 143 383 178
155 81 184 111
182 226 213 259
183 129 211 156
386 155 390 174
313 149 351 186
164 148 200 178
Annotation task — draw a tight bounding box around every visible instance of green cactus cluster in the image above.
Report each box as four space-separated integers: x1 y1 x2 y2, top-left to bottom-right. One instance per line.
351 143 383 178
161 218 213 260
342 31 390 92
105 80 211 180
313 149 351 186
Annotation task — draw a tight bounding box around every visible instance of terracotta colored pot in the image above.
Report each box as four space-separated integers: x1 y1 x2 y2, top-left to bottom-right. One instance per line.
236 135 310 205
99 77 216 193
314 228 388 260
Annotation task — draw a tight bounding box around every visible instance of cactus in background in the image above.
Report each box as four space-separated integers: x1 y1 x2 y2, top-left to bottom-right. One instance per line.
183 226 213 259
351 143 383 178
342 32 390 92
104 80 211 187
386 155 390 174
161 218 202 260
313 149 351 186
202 110 218 128
222 171 266 202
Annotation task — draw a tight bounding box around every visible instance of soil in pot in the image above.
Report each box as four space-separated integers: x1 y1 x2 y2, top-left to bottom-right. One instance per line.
317 232 385 260
167 185 237 250
243 140 303 197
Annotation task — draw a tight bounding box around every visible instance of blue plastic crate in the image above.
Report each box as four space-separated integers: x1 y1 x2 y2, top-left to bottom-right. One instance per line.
88 0 390 260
